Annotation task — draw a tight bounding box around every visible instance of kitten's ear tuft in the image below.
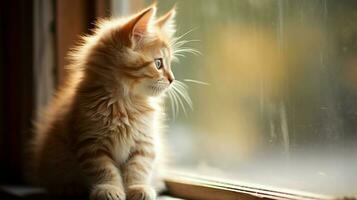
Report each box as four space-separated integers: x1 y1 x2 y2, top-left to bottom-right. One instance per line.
155 6 176 38
121 5 157 46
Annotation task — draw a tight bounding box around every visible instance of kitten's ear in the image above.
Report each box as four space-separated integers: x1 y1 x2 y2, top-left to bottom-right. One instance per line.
121 5 156 46
155 6 176 38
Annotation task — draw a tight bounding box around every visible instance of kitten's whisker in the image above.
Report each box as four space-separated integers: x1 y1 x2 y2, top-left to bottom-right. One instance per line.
170 28 201 61
173 40 200 48
174 48 202 56
183 79 210 86
171 88 180 117
167 90 176 120
174 53 186 58
170 28 199 59
176 81 188 94
174 80 188 89
174 39 200 46
172 27 198 44
171 91 177 119
172 86 187 116
172 82 193 111
176 89 193 111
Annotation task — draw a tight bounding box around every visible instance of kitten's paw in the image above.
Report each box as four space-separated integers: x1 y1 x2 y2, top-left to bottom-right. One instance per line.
127 184 156 200
90 184 125 200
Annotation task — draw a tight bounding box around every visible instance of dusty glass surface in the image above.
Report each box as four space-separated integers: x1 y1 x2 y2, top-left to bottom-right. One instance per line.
117 0 357 196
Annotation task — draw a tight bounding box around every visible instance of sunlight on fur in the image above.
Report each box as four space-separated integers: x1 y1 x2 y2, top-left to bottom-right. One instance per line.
27 4 198 200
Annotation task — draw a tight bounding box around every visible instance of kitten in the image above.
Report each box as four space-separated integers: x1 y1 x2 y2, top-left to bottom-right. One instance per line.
29 5 177 200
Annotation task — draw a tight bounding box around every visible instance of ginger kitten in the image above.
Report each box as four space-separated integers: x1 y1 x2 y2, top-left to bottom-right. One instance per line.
29 5 178 200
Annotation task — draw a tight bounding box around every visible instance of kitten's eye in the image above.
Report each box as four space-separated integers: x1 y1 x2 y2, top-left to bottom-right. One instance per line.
154 58 163 70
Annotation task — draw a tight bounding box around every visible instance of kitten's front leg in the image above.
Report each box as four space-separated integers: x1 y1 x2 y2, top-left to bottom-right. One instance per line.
122 138 156 200
75 139 125 200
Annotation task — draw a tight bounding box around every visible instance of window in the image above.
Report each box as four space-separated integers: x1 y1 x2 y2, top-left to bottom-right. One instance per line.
114 0 357 198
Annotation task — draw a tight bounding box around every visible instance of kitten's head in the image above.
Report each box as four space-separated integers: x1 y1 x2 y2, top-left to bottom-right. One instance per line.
86 5 177 97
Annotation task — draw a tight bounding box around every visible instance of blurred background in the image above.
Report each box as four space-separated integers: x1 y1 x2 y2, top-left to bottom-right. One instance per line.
1 0 357 197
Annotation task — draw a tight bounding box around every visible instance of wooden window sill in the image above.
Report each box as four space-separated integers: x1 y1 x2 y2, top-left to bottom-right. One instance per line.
164 171 352 200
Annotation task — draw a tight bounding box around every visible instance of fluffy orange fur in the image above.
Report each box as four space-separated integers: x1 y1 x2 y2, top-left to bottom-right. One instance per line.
29 5 177 200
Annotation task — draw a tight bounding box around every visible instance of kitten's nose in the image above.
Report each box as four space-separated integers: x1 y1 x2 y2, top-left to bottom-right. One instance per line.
168 76 175 84
166 72 175 84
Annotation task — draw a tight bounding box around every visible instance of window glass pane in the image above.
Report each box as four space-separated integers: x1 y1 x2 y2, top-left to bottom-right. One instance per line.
118 0 357 196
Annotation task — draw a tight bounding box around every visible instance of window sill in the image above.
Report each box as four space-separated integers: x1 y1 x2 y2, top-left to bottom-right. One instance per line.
164 171 349 200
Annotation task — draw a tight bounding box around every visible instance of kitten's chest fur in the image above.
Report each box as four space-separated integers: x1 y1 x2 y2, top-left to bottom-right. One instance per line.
98 99 157 164
110 118 153 164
